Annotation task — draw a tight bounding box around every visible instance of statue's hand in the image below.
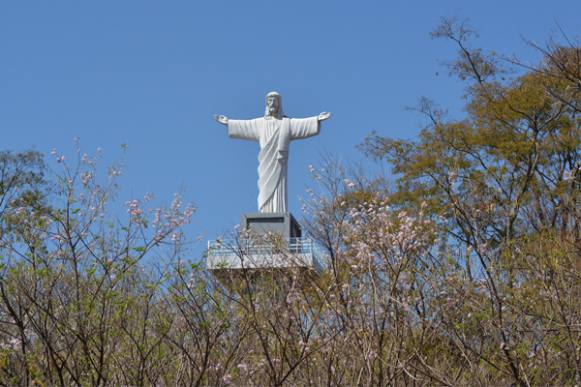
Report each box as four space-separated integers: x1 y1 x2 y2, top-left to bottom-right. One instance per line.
214 114 229 125
318 112 331 121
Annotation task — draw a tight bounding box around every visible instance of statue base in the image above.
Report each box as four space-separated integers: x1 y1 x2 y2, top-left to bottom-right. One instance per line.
206 212 324 274
240 212 302 240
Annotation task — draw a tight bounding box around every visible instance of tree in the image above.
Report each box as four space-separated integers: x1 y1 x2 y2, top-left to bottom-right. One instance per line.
362 19 581 385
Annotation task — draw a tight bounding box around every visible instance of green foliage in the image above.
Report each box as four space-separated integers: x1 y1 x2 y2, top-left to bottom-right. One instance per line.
358 21 581 385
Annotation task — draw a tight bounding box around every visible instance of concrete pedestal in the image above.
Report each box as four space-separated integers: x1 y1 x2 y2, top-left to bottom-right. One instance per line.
241 212 302 239
207 212 324 274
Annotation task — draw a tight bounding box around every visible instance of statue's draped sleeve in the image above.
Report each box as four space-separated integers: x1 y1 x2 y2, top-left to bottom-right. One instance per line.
228 119 260 141
289 117 319 140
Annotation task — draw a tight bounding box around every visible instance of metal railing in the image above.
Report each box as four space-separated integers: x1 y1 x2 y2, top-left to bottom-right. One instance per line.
207 237 325 272
207 237 316 256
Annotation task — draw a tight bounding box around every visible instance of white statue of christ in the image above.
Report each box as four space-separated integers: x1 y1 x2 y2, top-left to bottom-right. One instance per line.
215 91 331 213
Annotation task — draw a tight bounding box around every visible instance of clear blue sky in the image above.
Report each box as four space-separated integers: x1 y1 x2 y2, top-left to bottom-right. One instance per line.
1 1 579 257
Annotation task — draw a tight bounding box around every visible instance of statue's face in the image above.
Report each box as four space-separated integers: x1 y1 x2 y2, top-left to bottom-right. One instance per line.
266 95 279 115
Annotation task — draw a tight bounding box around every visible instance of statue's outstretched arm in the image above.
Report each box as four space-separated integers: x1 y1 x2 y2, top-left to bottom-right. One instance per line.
214 114 229 125
318 112 331 121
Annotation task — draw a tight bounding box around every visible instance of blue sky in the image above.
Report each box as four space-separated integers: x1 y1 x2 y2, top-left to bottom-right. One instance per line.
1 1 579 256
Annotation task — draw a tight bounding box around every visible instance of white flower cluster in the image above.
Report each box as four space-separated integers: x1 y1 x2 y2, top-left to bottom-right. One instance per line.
345 199 432 265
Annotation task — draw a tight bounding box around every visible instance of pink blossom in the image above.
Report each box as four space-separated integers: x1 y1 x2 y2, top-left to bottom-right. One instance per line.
153 208 162 226
126 199 143 217
81 172 93 186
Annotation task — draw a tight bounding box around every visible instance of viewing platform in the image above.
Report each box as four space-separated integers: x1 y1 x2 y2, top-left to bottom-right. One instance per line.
207 237 325 273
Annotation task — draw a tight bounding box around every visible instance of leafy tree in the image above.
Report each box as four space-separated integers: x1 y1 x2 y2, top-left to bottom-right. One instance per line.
362 19 581 384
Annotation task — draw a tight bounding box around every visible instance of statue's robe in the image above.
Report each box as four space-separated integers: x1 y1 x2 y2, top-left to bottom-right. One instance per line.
228 116 319 213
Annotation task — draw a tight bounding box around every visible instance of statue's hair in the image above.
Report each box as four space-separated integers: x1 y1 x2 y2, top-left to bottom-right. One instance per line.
264 91 284 118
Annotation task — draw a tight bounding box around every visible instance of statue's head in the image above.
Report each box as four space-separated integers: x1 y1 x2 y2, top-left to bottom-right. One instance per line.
265 91 284 118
